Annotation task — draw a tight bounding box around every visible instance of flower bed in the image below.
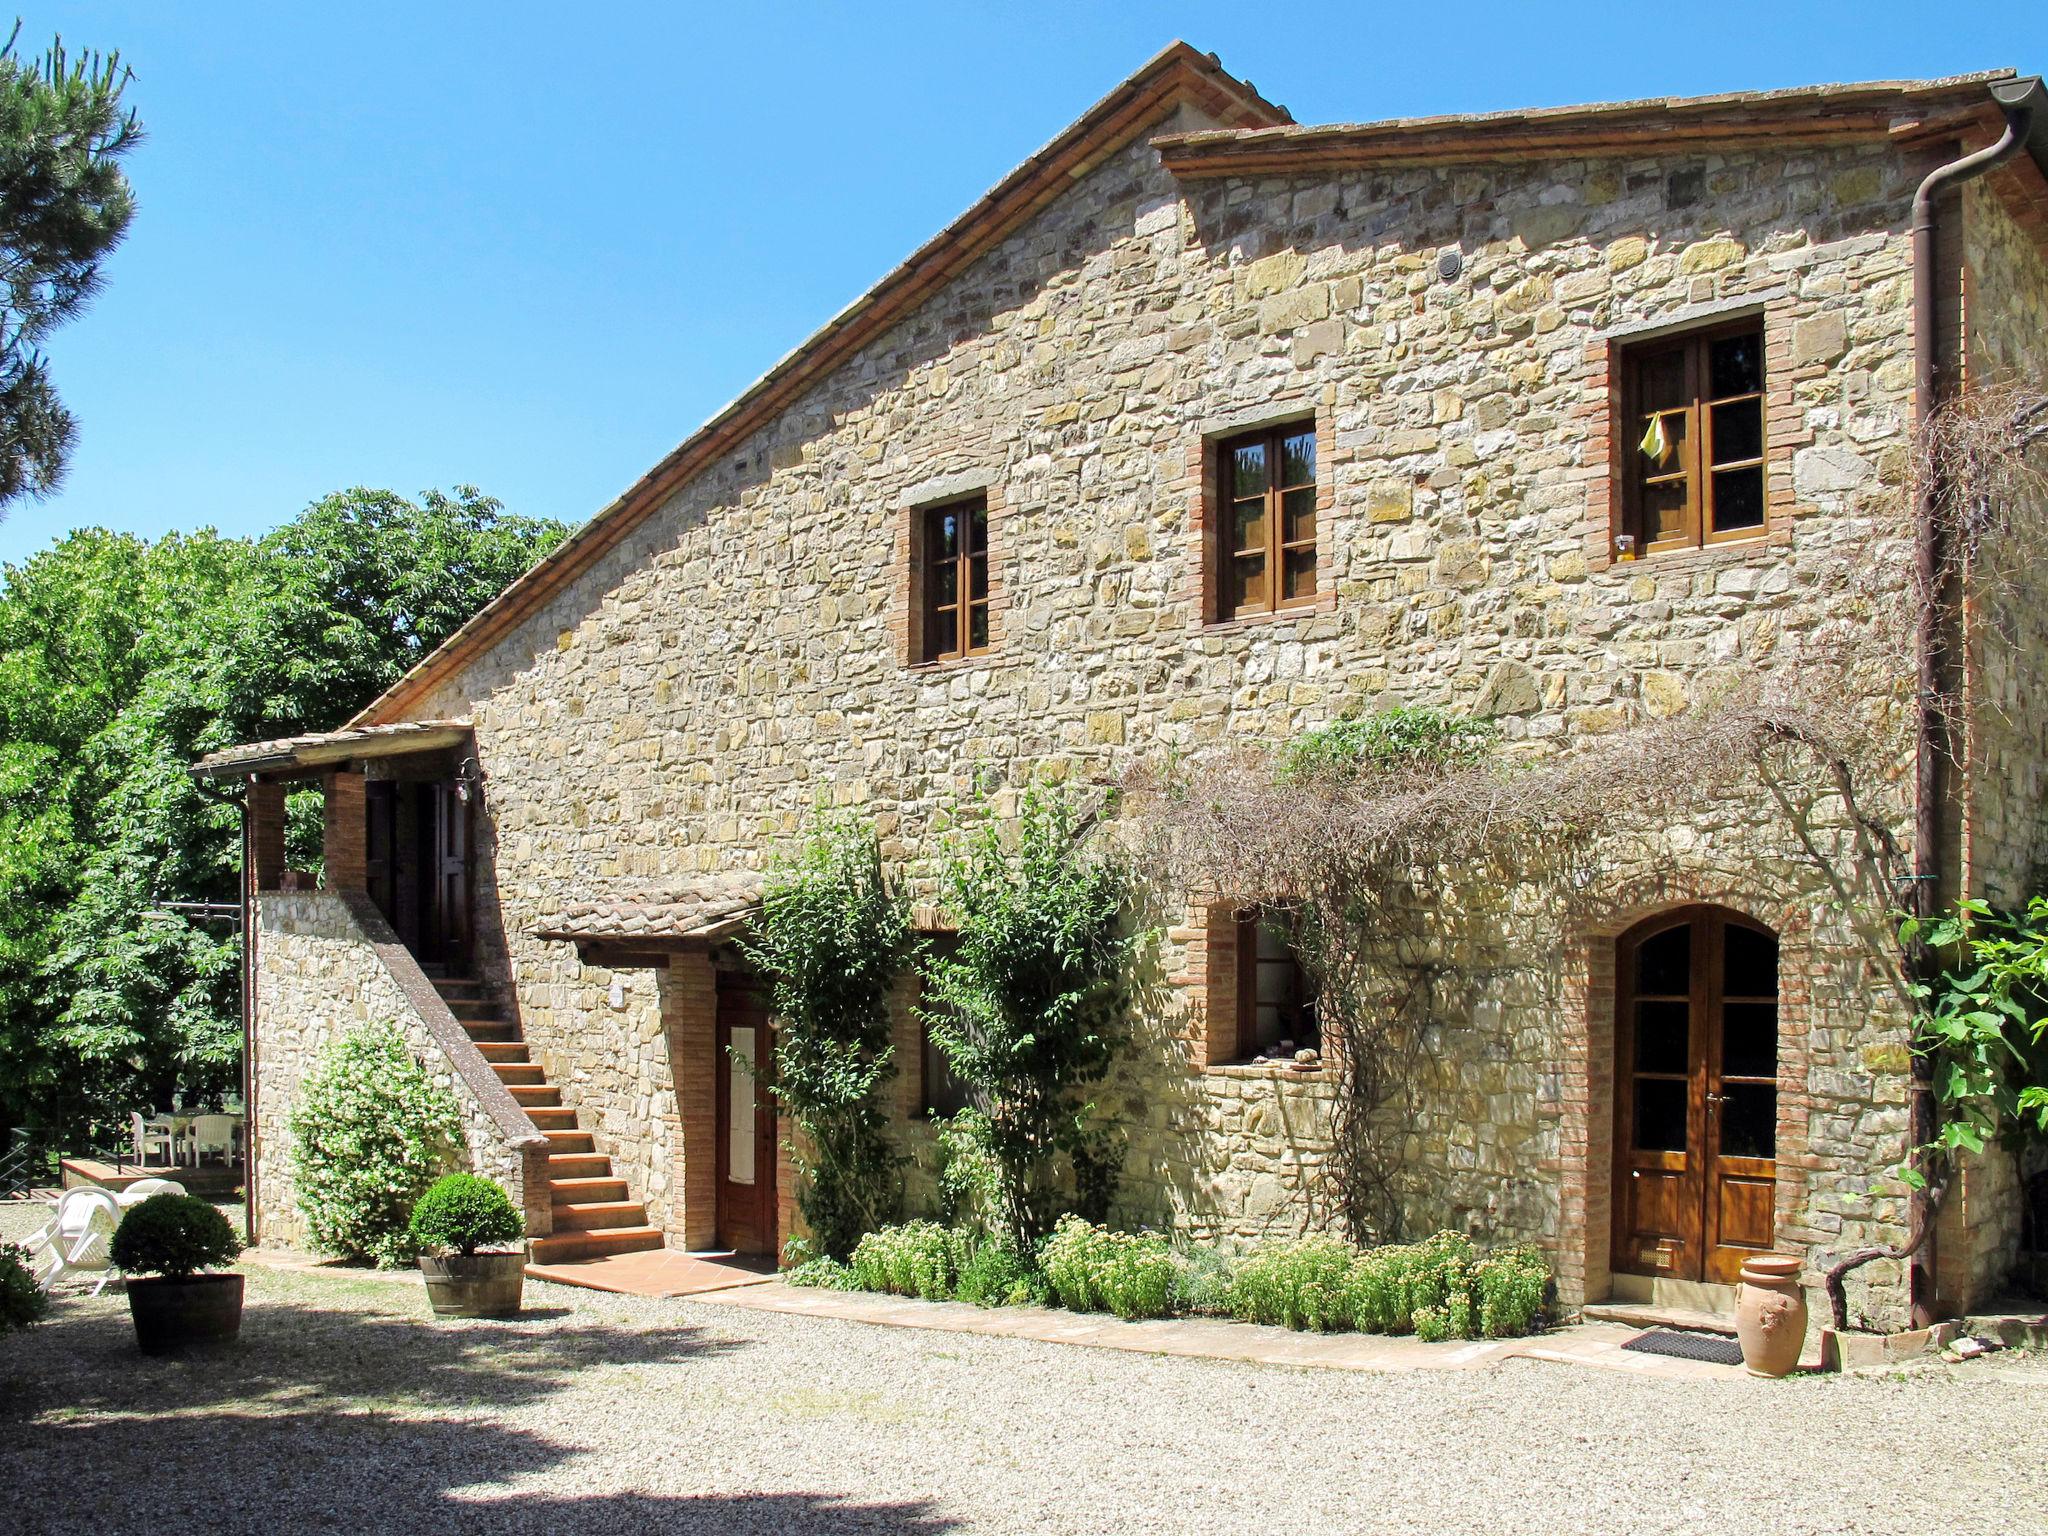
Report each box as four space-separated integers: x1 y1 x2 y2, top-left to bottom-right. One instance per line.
789 1219 1552 1340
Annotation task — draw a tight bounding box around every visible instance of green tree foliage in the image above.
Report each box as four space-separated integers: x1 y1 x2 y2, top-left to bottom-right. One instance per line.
0 27 143 508
739 816 909 1259
291 1022 465 1268
0 488 565 1144
922 788 1139 1251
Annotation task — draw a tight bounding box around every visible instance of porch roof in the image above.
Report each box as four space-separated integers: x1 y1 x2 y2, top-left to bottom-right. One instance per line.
189 718 472 780
535 874 765 961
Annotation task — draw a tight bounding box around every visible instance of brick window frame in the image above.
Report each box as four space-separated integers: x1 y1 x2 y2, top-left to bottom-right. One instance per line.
1190 902 1327 1073
1183 406 1338 629
1583 298 1804 574
891 477 1005 668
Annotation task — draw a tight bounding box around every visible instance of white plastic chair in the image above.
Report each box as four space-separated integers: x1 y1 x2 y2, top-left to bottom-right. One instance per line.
185 1115 235 1166
24 1187 123 1296
131 1111 176 1166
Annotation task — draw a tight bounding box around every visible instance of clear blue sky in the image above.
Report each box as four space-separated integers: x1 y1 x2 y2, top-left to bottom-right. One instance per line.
4 0 2041 565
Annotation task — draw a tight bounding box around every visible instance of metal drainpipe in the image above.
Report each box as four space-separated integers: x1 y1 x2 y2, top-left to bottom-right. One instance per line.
1907 81 2037 1324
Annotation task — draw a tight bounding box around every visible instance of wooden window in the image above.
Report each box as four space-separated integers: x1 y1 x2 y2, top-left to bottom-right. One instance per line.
1217 422 1317 620
1235 909 1318 1061
1619 320 1767 557
917 495 990 663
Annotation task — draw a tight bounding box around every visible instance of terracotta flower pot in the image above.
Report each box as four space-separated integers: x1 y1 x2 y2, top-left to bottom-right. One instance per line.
126 1272 245 1355
420 1251 526 1318
1736 1253 1808 1377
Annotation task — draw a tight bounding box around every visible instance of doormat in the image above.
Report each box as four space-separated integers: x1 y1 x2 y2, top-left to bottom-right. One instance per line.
1620 1328 1744 1366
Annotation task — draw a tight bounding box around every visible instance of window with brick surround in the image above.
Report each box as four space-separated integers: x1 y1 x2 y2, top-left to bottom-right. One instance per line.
1216 422 1318 619
1616 319 1767 557
1235 909 1318 1061
917 932 975 1115
914 495 990 664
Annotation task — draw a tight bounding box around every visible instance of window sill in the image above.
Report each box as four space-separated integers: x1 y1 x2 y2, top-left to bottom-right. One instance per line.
1602 529 1786 576
904 651 1007 676
1204 1060 1330 1082
1196 602 1333 637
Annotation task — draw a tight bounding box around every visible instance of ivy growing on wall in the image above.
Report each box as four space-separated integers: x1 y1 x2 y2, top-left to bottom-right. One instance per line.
741 816 910 1260
922 787 1141 1253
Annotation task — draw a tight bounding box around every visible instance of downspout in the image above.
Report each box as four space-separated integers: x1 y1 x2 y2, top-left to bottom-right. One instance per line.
1906 79 2037 1324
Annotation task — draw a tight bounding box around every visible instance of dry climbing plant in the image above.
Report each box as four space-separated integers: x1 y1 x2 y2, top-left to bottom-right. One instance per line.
1128 375 2048 1308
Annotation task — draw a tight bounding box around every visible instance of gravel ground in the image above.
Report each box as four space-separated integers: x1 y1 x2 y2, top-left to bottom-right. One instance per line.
4 1201 2045 1535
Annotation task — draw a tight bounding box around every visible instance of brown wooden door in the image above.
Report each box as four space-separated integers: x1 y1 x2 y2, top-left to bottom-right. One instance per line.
430 783 472 971
1614 907 1780 1285
715 977 778 1256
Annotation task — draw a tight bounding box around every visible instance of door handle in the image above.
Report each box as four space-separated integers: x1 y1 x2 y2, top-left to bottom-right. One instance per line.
1705 1093 1730 1105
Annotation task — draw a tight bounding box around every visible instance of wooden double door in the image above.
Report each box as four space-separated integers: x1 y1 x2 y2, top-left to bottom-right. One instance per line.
714 974 778 1257
1613 906 1780 1285
364 780 472 972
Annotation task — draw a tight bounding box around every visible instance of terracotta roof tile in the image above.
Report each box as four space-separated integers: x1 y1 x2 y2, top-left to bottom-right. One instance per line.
535 874 765 946
192 719 471 778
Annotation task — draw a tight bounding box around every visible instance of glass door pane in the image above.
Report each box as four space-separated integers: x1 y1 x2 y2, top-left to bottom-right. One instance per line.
727 1026 756 1186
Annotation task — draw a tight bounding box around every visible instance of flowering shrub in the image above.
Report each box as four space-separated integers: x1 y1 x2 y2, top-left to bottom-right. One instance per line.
1037 1216 1176 1320
291 1022 465 1268
849 1221 965 1300
1225 1230 1551 1340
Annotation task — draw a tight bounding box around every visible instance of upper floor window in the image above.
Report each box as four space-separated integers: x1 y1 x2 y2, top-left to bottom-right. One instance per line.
1619 321 1766 557
917 495 990 664
1217 422 1317 619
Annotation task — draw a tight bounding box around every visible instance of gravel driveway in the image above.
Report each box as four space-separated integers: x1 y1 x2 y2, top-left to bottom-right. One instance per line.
4 1203 2044 1535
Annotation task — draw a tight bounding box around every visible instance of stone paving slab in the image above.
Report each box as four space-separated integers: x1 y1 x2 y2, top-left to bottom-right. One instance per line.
525 1249 775 1298
687 1279 1748 1381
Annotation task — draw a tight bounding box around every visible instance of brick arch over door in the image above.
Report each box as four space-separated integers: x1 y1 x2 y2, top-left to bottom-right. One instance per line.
1548 874 1817 1307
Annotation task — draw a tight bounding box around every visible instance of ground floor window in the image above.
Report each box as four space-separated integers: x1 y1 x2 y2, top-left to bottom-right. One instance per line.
1236 908 1317 1061
918 932 976 1116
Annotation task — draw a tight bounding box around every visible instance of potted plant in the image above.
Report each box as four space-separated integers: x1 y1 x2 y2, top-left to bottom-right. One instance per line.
409 1173 527 1318
109 1193 244 1354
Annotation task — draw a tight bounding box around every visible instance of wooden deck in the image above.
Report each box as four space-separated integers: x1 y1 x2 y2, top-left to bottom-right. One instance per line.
60 1157 244 1196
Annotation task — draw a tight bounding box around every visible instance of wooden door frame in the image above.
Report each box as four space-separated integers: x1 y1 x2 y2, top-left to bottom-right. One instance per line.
712 976 777 1256
1610 903 1779 1284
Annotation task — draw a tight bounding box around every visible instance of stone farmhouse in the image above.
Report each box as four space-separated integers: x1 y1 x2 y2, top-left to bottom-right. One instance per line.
195 46 2048 1327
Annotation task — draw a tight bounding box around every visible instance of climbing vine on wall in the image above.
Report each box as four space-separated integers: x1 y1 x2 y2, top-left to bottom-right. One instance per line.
740 816 910 1259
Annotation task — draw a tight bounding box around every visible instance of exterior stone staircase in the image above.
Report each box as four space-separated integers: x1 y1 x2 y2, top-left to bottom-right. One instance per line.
429 975 664 1264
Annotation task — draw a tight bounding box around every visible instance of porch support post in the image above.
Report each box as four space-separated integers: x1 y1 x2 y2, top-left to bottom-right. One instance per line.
321 770 368 892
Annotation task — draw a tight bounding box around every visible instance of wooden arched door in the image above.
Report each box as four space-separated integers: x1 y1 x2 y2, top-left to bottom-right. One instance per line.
1612 906 1780 1285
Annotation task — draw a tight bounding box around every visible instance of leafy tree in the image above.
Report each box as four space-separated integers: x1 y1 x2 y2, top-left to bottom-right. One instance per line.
0 489 565 1147
740 816 910 1259
921 788 1139 1252
0 26 142 510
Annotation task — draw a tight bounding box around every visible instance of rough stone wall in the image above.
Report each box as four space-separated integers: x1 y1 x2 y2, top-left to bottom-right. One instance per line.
324 118 1971 1316
1943 178 2048 1303
251 892 541 1249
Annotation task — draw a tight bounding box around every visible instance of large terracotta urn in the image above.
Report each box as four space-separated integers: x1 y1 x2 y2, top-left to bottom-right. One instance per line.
1736 1254 1808 1377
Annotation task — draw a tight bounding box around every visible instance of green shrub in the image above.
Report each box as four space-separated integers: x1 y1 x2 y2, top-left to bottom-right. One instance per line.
953 1234 1035 1308
1 1242 49 1330
1037 1216 1176 1320
407 1173 524 1257
291 1022 465 1268
849 1221 963 1300
1171 1245 1234 1316
1226 1235 1357 1331
784 1254 856 1290
1475 1245 1552 1338
110 1194 241 1280
1280 707 1494 782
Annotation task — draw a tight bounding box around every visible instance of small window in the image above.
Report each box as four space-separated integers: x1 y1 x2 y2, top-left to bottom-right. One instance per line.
916 495 989 663
1216 422 1317 620
1618 321 1766 556
917 932 976 1116
1235 909 1318 1061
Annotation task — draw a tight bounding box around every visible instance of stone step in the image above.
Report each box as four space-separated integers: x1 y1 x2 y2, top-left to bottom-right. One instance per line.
460 1019 518 1044
491 1062 547 1086
1582 1301 1737 1337
507 1083 561 1108
473 1040 529 1064
527 1226 665 1264
445 998 503 1022
542 1129 594 1154
547 1175 629 1204
546 1152 611 1180
526 1106 579 1131
430 976 485 996
551 1199 649 1232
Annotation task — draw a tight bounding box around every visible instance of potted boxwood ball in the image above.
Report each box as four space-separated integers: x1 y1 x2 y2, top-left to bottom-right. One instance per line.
410 1173 527 1318
109 1193 245 1354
